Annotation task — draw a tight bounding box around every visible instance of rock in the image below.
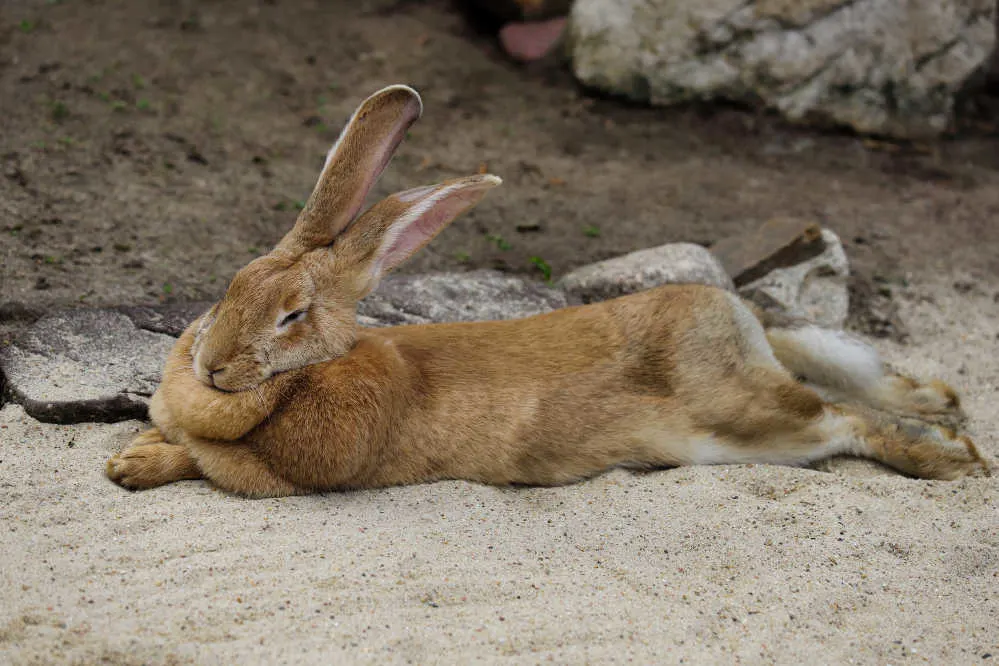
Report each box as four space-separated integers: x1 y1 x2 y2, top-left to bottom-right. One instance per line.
559 243 733 303
116 302 213 337
360 270 569 326
711 218 826 287
566 0 996 139
739 229 850 329
0 309 175 424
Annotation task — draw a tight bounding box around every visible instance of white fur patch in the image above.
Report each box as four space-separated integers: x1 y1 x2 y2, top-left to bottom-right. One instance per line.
678 409 865 467
769 325 883 392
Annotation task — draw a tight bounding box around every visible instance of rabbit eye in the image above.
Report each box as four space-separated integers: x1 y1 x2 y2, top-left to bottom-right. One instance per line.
278 309 306 328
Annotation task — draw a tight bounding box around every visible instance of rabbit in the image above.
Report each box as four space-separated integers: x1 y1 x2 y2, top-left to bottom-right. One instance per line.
106 85 989 497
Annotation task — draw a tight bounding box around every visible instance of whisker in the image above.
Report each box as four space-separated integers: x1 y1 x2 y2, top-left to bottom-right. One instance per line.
253 386 266 411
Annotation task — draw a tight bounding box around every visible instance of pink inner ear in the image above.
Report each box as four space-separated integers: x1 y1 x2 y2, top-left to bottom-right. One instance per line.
375 188 483 276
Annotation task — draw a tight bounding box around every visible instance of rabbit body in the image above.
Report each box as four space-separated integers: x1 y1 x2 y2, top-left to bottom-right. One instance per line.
116 283 988 497
106 85 989 497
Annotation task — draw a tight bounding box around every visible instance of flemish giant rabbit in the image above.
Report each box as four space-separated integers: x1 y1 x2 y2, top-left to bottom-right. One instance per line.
107 85 989 497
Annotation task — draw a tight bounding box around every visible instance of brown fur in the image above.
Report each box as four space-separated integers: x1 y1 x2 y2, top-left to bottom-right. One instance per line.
106 85 990 497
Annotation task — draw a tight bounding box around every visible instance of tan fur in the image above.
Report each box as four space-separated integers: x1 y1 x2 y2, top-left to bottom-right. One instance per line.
106 85 991 497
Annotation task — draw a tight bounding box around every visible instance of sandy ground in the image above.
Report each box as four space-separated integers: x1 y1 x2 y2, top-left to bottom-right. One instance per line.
1 274 996 665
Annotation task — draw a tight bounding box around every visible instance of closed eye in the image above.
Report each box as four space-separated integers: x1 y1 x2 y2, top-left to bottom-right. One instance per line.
278 309 307 328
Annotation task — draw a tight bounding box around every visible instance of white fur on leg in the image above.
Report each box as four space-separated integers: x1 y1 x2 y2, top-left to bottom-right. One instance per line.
672 409 866 468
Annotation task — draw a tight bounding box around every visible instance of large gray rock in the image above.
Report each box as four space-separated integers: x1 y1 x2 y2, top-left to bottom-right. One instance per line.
0 310 175 424
567 0 996 138
739 229 850 329
559 242 733 303
359 270 569 326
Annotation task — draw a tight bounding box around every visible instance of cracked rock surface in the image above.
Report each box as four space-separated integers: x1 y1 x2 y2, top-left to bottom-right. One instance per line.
0 309 175 424
567 0 996 138
359 270 569 327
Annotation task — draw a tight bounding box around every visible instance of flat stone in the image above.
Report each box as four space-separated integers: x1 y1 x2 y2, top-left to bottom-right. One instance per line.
360 270 569 326
0 309 175 424
739 229 850 329
559 242 734 303
711 218 826 287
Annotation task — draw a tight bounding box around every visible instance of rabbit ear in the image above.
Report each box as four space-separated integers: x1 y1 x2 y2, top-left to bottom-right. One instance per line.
336 174 502 295
277 85 423 254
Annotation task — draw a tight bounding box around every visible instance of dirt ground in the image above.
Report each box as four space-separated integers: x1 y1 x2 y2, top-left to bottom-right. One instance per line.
2 0 999 317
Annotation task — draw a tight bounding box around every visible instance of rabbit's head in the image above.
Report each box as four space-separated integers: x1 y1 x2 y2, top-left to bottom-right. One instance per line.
190 85 501 391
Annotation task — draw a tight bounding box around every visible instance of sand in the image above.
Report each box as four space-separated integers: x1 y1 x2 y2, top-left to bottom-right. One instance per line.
1 273 996 665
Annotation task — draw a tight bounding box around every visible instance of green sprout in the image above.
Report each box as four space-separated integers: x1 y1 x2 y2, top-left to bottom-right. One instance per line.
486 233 511 251
529 256 552 283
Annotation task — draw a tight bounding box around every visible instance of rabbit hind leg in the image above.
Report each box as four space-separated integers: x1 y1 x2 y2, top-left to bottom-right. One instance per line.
676 394 988 480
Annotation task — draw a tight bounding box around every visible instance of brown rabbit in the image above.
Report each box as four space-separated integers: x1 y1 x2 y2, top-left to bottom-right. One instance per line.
106 85 989 497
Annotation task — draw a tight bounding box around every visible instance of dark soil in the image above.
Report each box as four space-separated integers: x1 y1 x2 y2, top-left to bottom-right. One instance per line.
2 0 999 318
